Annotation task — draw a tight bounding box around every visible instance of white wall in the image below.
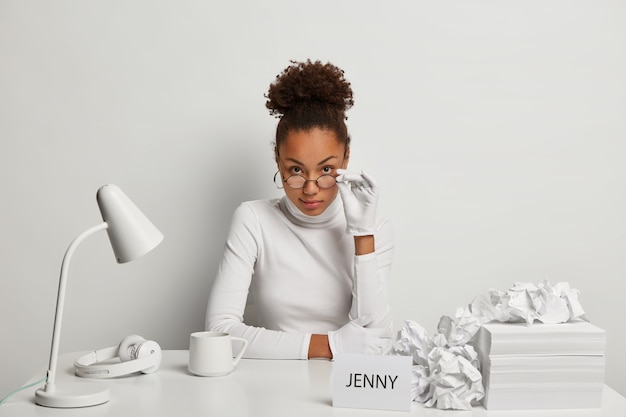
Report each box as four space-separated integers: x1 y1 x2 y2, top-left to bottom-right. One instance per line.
1 0 625 400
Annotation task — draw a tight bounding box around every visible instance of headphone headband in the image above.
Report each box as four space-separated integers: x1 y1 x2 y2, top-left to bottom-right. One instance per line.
74 337 161 379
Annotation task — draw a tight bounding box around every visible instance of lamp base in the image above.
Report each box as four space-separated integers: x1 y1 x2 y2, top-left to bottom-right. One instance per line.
35 382 109 408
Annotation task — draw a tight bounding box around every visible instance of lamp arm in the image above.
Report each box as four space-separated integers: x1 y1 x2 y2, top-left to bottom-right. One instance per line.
43 222 108 390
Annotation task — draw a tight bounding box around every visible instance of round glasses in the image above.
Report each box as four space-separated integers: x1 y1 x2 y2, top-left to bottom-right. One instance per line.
273 171 337 189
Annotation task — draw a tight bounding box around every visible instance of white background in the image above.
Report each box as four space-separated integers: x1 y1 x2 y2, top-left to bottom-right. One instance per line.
1 0 625 400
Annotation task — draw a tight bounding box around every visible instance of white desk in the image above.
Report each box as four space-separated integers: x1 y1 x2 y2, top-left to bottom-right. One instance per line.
2 351 625 416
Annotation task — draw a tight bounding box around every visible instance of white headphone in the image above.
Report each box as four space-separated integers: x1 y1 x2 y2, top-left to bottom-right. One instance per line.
74 335 162 378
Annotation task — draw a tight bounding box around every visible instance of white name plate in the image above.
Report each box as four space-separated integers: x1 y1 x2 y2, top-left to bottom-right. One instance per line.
332 354 412 412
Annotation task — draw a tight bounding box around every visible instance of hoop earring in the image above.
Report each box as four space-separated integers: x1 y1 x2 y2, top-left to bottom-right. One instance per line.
273 171 284 189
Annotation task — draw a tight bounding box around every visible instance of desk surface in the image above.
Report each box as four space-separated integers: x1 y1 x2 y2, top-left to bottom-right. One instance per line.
1 351 625 417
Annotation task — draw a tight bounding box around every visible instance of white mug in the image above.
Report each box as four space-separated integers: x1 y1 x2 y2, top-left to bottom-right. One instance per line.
188 331 248 377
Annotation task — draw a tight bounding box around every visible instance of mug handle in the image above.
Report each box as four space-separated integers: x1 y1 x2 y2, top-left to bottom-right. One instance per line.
231 337 248 367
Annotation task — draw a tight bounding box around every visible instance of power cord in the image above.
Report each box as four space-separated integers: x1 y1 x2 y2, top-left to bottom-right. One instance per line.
0 376 46 407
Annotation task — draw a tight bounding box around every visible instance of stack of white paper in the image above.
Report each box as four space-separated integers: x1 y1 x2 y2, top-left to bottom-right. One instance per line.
472 320 606 410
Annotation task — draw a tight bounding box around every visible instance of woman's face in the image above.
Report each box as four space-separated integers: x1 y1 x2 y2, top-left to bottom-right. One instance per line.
276 128 348 216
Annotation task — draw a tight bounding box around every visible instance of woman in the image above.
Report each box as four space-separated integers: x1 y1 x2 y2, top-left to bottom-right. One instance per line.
206 60 393 359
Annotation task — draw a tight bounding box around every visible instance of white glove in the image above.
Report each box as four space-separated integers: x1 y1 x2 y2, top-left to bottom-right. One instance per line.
336 169 379 236
328 316 391 357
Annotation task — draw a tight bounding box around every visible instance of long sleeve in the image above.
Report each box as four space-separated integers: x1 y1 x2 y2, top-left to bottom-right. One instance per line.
205 202 310 359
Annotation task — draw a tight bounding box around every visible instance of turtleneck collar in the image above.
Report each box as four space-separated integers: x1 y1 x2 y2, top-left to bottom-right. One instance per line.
280 194 343 227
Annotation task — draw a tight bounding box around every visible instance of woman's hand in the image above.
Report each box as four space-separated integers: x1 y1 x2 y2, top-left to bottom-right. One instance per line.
336 169 379 236
328 316 392 357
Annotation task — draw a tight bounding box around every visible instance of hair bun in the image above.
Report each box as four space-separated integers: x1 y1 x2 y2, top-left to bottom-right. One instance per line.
266 60 354 117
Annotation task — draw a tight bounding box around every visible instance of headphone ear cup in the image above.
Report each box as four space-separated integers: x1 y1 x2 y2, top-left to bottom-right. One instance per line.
118 334 146 362
136 340 162 373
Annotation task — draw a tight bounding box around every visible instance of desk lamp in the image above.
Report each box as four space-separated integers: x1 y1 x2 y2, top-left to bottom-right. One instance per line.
35 184 164 408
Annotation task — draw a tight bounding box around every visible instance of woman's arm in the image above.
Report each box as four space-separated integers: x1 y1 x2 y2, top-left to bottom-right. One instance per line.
336 170 394 332
349 219 393 331
206 202 310 359
354 235 375 255
308 334 332 359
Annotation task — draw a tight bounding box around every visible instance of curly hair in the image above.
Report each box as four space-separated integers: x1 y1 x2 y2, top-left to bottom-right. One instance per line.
266 60 354 151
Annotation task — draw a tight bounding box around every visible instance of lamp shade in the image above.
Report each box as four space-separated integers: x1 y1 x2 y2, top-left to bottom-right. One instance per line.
97 184 164 263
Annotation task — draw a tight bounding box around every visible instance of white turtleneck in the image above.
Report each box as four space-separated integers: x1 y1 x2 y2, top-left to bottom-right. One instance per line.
205 195 393 359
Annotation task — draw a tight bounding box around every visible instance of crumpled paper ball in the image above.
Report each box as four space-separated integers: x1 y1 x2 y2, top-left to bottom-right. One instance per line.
474 280 586 324
394 318 484 410
424 348 484 410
